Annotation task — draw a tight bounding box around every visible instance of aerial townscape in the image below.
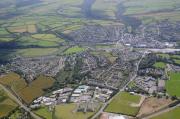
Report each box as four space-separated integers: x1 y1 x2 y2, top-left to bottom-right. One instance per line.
0 0 180 119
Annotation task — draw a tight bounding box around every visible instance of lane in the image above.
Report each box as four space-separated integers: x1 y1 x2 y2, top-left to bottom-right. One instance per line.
0 84 42 119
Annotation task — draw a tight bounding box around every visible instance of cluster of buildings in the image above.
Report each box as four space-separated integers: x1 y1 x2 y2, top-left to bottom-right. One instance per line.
5 56 64 81
70 85 114 103
31 88 73 108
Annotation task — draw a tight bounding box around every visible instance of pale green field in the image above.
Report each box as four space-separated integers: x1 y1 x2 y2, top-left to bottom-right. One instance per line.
16 48 58 57
105 92 141 116
64 46 86 55
55 103 96 119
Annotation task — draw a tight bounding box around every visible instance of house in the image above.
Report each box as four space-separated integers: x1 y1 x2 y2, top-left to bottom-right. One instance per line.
158 80 165 92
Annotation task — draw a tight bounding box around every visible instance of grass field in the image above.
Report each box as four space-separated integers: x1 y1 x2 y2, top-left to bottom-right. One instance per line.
16 48 58 57
0 87 18 118
64 46 86 55
105 92 141 116
55 103 96 119
33 106 52 119
174 59 180 65
157 54 170 58
151 107 180 119
8 24 37 33
153 62 166 69
166 72 180 97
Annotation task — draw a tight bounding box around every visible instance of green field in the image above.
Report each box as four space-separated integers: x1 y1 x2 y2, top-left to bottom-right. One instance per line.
157 54 170 58
33 107 52 119
0 86 18 118
16 48 58 57
55 103 96 119
151 107 180 119
105 92 141 116
153 62 166 69
64 46 86 55
166 72 180 97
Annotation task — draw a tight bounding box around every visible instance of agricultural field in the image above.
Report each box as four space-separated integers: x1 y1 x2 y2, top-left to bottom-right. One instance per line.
8 24 37 33
0 86 18 118
64 46 86 55
138 97 173 116
166 72 180 97
151 107 180 119
153 62 166 69
156 54 170 59
18 75 54 104
0 73 54 104
54 103 97 119
31 34 65 43
33 106 52 119
16 48 58 58
105 92 142 116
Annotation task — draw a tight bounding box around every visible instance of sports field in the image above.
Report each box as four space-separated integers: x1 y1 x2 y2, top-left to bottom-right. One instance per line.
105 92 142 116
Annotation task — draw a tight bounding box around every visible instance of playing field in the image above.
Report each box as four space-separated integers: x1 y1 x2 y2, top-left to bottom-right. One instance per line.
54 103 96 119
151 107 180 119
105 92 142 116
166 72 180 97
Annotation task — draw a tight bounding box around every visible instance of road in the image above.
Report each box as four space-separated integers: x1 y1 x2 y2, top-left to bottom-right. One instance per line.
91 51 147 119
0 84 42 119
142 104 180 119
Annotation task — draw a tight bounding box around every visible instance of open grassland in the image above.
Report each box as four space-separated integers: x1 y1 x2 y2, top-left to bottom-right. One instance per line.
105 92 141 116
16 48 58 57
33 106 52 119
151 107 180 119
0 73 54 104
64 46 86 55
55 103 96 119
153 62 166 69
0 87 18 118
166 72 180 97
